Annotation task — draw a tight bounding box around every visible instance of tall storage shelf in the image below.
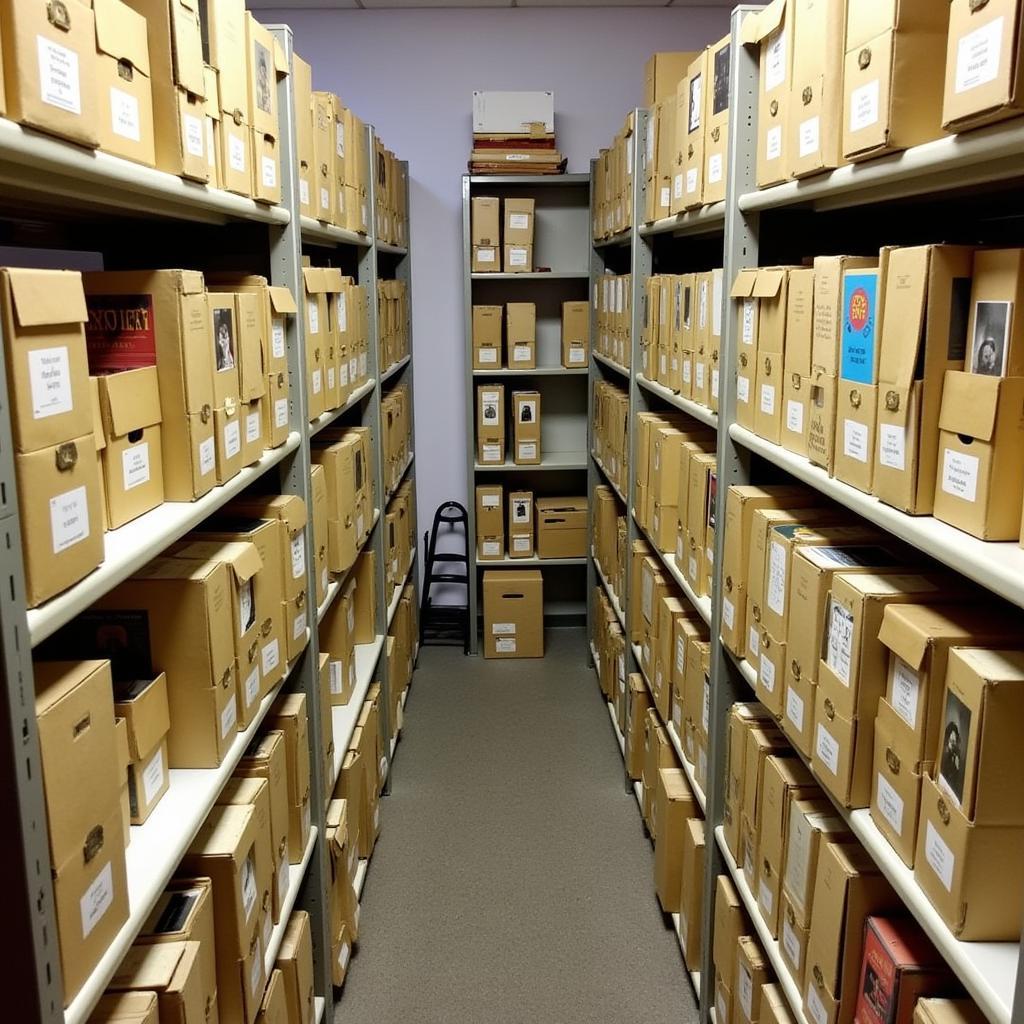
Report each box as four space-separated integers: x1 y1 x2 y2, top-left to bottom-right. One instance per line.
2 24 419 1024
463 173 592 654
585 9 1024 1024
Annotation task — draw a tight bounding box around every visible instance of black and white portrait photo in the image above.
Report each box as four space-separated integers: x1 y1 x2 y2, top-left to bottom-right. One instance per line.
518 399 536 424
512 499 530 523
939 689 971 807
713 44 731 116
255 41 273 115
971 300 1011 377
214 307 236 372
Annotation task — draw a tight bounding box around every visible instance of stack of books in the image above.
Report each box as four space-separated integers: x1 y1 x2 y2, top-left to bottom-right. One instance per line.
470 91 566 176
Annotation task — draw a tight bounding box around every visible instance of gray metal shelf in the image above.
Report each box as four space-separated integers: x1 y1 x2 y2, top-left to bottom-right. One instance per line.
471 271 590 280
469 173 591 187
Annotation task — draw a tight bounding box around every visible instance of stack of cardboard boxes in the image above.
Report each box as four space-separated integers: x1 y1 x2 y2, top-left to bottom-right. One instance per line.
474 486 587 562
470 90 564 175
373 140 410 248
383 481 416 603
377 279 410 374
471 301 588 371
592 111 637 240
592 585 626 716
592 484 627 600
474 385 544 467
471 196 536 273
384 579 417 740
591 380 629 495
482 568 544 659
381 381 413 494
594 273 632 369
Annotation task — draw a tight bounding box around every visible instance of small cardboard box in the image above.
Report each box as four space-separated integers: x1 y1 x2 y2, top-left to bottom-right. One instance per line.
915 1001 989 1024
934 371 1024 540
471 197 500 246
745 0 792 189
113 674 170 824
258 969 289 1024
319 585 356 706
653 767 697 913
476 484 504 560
678 51 709 212
508 490 534 559
293 55 315 217
216 776 275 932
536 497 586 559
477 383 505 465
704 36 731 204
512 390 540 465
472 246 499 273
507 303 536 369
753 268 792 445
942 0 1024 132
734 935 770 1024
871 701 928 867
267 691 312 833
246 15 279 144
713 873 747 981
472 305 502 370
482 569 543 658
276 910 315 1024
645 51 696 105
504 244 533 274
678 816 705 970
504 198 535 246
562 301 589 368
782 798 850 929
90 992 159 1023
109 941 207 1024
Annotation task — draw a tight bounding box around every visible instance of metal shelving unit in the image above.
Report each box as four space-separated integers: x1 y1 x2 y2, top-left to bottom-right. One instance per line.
463 172 592 653
3 24 419 1024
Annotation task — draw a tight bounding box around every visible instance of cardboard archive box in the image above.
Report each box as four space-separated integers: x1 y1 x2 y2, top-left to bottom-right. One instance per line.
113 673 170 825
562 300 589 368
476 484 504 560
477 383 505 465
507 303 536 370
512 390 540 465
508 490 534 559
645 51 696 106
536 497 587 559
746 0 792 189
704 35 731 204
473 305 502 369
482 569 543 658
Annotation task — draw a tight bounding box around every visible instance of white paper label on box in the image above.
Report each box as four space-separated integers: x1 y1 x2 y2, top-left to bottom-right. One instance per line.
262 156 277 189
495 637 517 653
327 367 336 392
513 344 532 363
799 115 820 158
492 622 516 636
760 653 776 694
286 536 305 583
682 361 692 385
689 555 698 585
50 485 89 555
782 916 801 967
481 540 500 557
509 213 530 230
271 321 287 360
80 860 114 939
482 443 501 463
786 399 804 435
673 174 685 201
748 625 760 658
181 113 204 158
512 536 531 553
509 248 528 267
241 853 258 920
329 660 344 694
221 696 237 738
722 597 735 631
850 78 880 132
710 368 720 399
339 363 349 388
249 937 263 995
786 686 805 732
737 374 750 404
876 771 905 835
244 665 260 709
684 168 700 198
320 187 330 212
312 368 322 395
738 961 754 1021
478 347 498 365
338 941 351 971
349 356 358 382
292 608 307 641
659 353 667 378
956 16 1004 93
843 418 869 463
661 186 672 208
142 744 165 805
702 678 710 734
741 299 756 345
275 398 289 429
518 442 536 461
229 133 246 172
708 153 723 184
570 346 586 364
695 362 706 391
925 820 955 891
878 422 905 470
110 86 141 142
891 657 920 729
941 448 979 503
672 701 683 733
359 352 367 377
758 878 774 917
760 383 776 416
806 983 828 1024
37 36 81 114
299 178 310 206
766 125 782 162
826 600 854 684
246 411 261 445
121 442 151 491
766 540 787 616
29 346 73 420
765 28 787 92
815 722 841 777
199 436 215 476
224 419 241 459
308 299 319 334
476 247 497 266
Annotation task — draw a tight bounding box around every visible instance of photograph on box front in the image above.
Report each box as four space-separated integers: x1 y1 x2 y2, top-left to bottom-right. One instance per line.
713 45 731 115
938 689 971 807
240 580 256 633
482 396 499 423
255 41 273 115
970 300 1011 376
214 307 236 372
518 399 537 424
689 75 703 134
512 498 530 523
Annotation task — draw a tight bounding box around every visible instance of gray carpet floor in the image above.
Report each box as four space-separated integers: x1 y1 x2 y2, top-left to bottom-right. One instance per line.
335 628 698 1024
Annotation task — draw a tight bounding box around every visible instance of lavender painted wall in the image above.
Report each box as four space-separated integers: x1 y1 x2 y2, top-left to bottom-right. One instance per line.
262 7 731 542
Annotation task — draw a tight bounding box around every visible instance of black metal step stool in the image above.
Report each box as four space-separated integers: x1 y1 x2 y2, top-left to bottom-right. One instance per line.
418 501 470 654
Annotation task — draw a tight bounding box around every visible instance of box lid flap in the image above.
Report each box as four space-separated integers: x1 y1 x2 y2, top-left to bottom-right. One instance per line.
274 36 289 75
753 269 785 298
302 267 327 293
268 285 297 314
536 497 587 512
186 802 253 857
730 269 759 298
879 246 930 385
322 267 345 292
34 660 109 717
203 65 221 120
937 371 1000 441
111 941 186 991
879 604 935 669
744 0 786 44
175 539 263 584
170 0 206 97
100 367 163 436
93 991 160 1022
94 0 151 78
8 268 87 327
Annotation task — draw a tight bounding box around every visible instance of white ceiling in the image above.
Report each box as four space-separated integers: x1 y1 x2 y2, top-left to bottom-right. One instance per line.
249 0 735 8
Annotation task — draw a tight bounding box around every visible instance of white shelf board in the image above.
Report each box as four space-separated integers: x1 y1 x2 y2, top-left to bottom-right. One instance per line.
666 722 706 815
381 355 411 386
592 549 625 629
376 239 408 255
715 826 811 1024
64 666 296 1024
310 379 376 436
471 271 590 280
739 120 1024 214
317 509 382 624
640 202 727 238
265 826 318 975
472 366 588 377
637 374 719 430
385 452 415 505
315 996 326 1024
631 510 712 626
469 173 591 187
593 351 630 379
593 226 632 248
475 452 588 472
481 555 587 567
730 425 1024 611
0 118 289 226
606 700 626 757
387 552 417 631
330 635 385 790
591 451 627 504
300 215 370 247
354 859 368 899
30 433 302 646
670 912 702 997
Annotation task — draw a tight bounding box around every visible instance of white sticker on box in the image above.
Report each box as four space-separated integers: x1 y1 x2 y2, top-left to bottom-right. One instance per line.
942 448 979 503
289 534 305 580
299 179 310 206
329 660 343 694
482 540 500 557
482 443 501 463
241 853 258 919
760 654 776 694
250 937 263 995
748 626 760 658
509 248 528 267
685 168 698 196
80 861 114 939
262 156 277 189
513 344 532 363
143 746 165 805
766 125 782 162
689 555 698 584
308 300 319 335
876 771 905 835
224 419 241 459
799 115 820 158
229 133 246 172
682 361 692 385
359 352 367 377
349 357 357 382
570 347 586 364
29 346 73 420
495 637 517 653
673 174 685 201
782 916 801 967
722 597 735 631
518 442 536 461
806 984 828 1024
826 600 854 684
50 485 89 554
760 383 776 415
245 666 260 709
110 86 141 142
786 687 804 732
672 703 683 732
702 679 710 734
199 436 215 476
327 367 336 392
843 419 869 462
320 187 330 212
492 622 516 636
509 213 530 230
695 362 706 391
661 186 671 208
891 657 920 729
221 696 237 738
183 113 204 157
275 398 289 429
815 722 840 777
766 539 787 616
878 422 905 470
765 28 787 91
708 153 723 184
478 348 498 364
737 375 750 403
339 363 349 388
122 442 150 491
37 36 81 114
758 878 774 917
513 536 530 552
925 821 955 891
741 299 756 345
311 368 322 395
339 942 351 970
786 399 804 435
850 79 880 132
477 247 496 265
738 961 754 1021
272 322 286 360
956 16 1003 94
246 411 261 444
